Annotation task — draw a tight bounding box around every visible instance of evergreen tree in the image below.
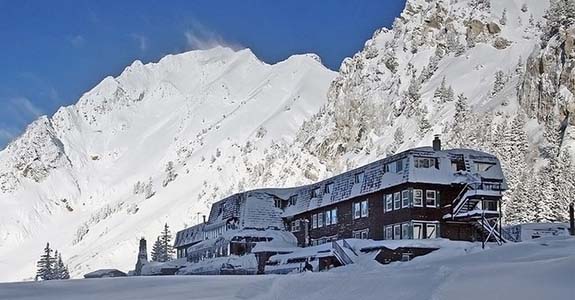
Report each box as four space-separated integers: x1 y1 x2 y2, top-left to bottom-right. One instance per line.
36 243 54 281
157 223 175 262
162 161 178 187
500 8 507 25
53 252 70 280
492 70 507 97
144 177 155 199
151 237 162 262
450 93 470 147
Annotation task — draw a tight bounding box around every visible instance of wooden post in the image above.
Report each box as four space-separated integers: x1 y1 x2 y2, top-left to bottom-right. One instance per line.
570 203 574 236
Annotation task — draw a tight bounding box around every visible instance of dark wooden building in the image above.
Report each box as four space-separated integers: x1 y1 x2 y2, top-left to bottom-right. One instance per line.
174 137 508 267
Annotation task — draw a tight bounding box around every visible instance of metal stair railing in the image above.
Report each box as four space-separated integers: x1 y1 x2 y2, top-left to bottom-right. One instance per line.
332 240 354 265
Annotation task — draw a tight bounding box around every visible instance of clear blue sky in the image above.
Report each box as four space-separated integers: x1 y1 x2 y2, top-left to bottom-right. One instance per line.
0 0 405 149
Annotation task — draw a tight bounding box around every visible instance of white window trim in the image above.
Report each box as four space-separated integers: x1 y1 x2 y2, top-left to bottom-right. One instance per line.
401 190 410 208
353 202 361 219
325 210 332 226
361 200 369 218
331 208 338 224
394 192 401 210
318 212 324 228
426 190 437 208
385 194 393 212
413 189 423 207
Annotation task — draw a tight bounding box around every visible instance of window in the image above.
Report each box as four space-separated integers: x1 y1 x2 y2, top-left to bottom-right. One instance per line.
354 172 364 184
385 194 393 212
324 182 334 194
385 162 396 173
353 229 369 239
396 159 404 172
413 189 423 207
484 200 497 211
413 223 423 239
318 212 324 228
291 220 300 232
474 162 495 172
394 192 401 210
426 224 438 239
402 190 410 208
331 208 338 224
361 200 369 217
426 190 437 207
393 225 401 240
401 223 411 239
385 226 393 240
311 187 321 198
312 214 317 229
274 198 283 209
325 210 332 226
414 157 437 169
288 195 297 206
353 202 361 219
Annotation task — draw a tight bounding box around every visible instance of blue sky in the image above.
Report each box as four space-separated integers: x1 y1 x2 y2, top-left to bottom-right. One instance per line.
0 0 405 149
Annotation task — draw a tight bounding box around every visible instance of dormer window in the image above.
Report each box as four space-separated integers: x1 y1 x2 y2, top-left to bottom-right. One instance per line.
288 195 297 206
311 187 321 198
414 157 437 169
474 162 495 172
324 182 334 194
354 172 364 184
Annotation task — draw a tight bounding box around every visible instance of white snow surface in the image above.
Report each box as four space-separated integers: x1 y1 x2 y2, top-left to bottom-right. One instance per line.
0 237 573 300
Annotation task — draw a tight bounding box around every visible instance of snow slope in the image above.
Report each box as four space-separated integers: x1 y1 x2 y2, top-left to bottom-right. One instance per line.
0 47 336 281
1 237 573 300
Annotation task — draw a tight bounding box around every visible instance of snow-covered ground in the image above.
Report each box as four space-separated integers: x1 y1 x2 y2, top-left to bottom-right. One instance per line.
1 237 573 300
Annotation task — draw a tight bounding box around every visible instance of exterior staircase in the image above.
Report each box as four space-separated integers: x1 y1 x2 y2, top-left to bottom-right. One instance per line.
332 239 358 265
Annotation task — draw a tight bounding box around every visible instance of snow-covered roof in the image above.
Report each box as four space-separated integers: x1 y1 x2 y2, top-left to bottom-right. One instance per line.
176 147 506 242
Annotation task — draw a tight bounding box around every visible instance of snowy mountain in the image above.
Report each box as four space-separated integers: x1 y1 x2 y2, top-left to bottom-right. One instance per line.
0 47 336 281
2 0 575 282
249 0 575 224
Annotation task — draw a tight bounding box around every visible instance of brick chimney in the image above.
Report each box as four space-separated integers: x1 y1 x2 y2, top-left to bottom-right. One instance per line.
433 135 441 151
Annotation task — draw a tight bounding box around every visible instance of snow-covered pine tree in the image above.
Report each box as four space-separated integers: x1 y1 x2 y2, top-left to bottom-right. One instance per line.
500 8 507 25
449 93 470 147
151 237 162 262
144 177 155 199
505 172 534 224
36 243 54 280
434 77 447 100
158 223 175 262
544 0 575 41
492 70 507 97
446 86 455 102
162 161 177 187
52 252 70 280
502 113 529 198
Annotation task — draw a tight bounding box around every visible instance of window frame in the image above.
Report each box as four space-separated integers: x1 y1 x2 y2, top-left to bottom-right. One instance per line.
401 223 411 240
393 224 401 240
353 202 361 219
385 194 393 212
414 157 436 169
354 172 364 184
402 190 410 208
312 214 318 229
325 210 332 226
393 192 401 210
361 200 369 218
413 189 423 207
331 208 338 224
324 182 334 194
311 187 321 198
396 159 403 172
385 226 393 240
426 190 437 208
317 212 324 228
291 220 300 232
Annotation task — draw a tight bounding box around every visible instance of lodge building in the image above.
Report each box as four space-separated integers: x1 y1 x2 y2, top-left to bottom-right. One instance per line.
174 137 507 269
